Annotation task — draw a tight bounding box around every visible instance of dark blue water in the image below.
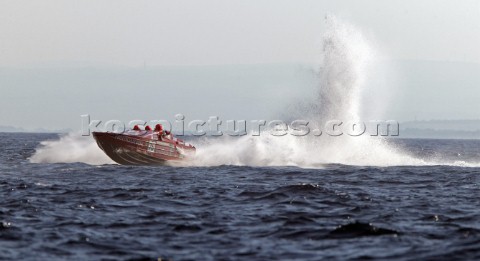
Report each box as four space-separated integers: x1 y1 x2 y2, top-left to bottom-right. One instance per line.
1 133 480 260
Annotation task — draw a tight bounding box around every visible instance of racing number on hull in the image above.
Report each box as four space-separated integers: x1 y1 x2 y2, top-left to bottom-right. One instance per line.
147 141 156 153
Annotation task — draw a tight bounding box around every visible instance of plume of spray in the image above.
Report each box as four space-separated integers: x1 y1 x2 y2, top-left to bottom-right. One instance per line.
318 16 367 121
191 16 423 167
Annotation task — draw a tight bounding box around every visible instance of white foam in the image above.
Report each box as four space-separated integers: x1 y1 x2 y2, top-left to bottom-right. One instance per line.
29 132 114 165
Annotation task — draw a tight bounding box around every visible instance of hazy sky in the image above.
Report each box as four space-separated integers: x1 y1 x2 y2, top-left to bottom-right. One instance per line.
0 1 479 130
1 0 479 66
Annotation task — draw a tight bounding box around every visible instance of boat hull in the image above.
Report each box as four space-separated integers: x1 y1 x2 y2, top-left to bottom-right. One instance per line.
93 132 195 165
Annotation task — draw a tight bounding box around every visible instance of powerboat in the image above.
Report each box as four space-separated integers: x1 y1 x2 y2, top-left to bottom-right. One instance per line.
93 124 195 165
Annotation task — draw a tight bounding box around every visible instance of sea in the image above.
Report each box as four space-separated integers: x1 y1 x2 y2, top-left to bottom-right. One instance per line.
2 15 480 261
1 132 480 260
